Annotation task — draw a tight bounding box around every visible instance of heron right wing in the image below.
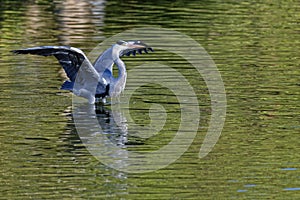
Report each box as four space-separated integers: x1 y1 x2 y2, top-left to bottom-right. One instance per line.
93 47 114 76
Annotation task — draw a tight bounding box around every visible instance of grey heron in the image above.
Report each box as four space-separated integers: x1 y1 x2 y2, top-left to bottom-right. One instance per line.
12 40 153 104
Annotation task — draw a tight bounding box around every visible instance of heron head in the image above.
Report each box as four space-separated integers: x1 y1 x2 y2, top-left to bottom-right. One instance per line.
114 40 153 57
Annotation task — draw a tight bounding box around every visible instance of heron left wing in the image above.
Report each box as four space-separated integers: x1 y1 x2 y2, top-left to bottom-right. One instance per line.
12 46 99 86
12 46 97 81
12 46 100 103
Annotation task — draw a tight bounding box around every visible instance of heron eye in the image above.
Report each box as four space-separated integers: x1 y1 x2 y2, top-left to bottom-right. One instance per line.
117 40 127 46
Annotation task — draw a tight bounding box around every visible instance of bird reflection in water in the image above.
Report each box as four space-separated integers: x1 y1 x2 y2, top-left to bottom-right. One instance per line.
58 103 130 196
95 103 128 147
70 101 135 175
59 103 130 153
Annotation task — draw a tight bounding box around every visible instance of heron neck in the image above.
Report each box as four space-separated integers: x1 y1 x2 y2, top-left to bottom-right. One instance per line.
114 57 127 78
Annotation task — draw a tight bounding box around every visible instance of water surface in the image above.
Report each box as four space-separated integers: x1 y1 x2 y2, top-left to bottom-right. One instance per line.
1 0 299 199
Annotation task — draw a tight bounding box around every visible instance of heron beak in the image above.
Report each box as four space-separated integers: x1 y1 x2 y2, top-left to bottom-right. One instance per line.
121 41 153 57
129 44 146 49
127 40 148 49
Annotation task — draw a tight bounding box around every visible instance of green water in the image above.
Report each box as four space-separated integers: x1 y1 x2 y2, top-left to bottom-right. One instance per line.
1 0 299 199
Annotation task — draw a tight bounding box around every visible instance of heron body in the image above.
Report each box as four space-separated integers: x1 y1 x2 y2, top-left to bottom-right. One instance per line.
12 40 153 104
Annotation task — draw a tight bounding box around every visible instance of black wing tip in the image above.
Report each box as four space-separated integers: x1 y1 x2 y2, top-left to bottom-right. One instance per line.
11 47 39 55
11 49 22 54
11 49 35 55
11 46 74 55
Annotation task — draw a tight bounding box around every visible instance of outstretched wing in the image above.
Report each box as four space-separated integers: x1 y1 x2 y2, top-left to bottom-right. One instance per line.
12 46 98 82
12 46 101 102
93 46 114 77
